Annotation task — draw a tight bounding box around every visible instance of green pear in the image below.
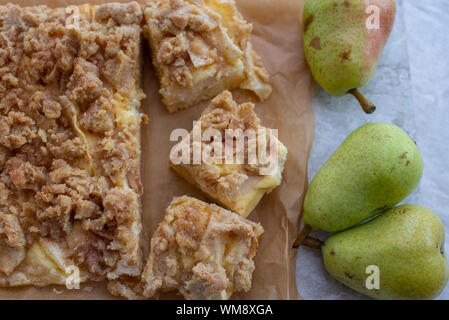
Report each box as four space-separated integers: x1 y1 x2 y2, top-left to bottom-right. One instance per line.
303 0 396 113
294 123 423 245
322 205 449 299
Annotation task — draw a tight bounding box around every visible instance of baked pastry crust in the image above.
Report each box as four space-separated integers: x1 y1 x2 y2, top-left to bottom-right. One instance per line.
143 0 272 112
0 2 145 287
108 196 263 300
143 196 263 299
169 90 287 217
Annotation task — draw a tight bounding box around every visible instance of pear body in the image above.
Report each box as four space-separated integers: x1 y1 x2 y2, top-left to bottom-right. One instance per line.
322 205 449 299
304 122 423 232
303 0 396 96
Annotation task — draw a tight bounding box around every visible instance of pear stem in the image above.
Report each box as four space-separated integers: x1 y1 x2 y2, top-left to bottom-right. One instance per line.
293 224 312 248
348 89 376 114
303 236 323 250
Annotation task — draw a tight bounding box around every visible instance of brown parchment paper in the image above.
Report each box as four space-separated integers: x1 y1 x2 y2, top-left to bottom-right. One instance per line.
0 0 314 300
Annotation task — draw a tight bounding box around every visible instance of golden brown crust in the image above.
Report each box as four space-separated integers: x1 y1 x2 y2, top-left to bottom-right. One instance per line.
169 90 287 217
108 196 263 300
143 0 271 112
0 2 145 287
142 196 263 300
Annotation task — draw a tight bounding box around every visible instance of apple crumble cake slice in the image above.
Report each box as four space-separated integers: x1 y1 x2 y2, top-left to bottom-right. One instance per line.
143 0 272 112
169 91 287 217
0 2 145 287
140 196 263 300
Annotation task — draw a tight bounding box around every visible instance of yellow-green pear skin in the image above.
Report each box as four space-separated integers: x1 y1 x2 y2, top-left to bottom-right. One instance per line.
303 0 396 96
304 122 423 232
322 205 449 300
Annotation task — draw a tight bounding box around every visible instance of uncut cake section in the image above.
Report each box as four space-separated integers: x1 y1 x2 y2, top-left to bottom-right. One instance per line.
143 0 272 112
0 2 145 287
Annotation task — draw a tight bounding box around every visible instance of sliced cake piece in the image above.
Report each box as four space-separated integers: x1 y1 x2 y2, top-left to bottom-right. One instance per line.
143 0 272 112
142 196 263 299
0 2 145 288
169 91 287 217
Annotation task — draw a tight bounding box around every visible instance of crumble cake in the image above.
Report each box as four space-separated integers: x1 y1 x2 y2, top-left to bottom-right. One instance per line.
169 91 287 217
109 196 263 299
0 3 145 287
143 0 272 112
